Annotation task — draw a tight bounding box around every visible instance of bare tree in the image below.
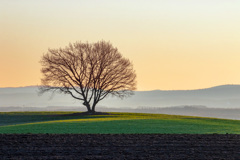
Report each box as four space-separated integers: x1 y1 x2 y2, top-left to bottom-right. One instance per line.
39 41 137 113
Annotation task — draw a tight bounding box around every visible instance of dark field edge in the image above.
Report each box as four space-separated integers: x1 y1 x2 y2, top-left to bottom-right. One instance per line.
0 134 239 160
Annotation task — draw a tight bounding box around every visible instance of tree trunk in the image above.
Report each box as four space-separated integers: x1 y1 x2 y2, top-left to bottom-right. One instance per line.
83 101 91 113
83 101 97 114
89 109 95 114
92 102 97 113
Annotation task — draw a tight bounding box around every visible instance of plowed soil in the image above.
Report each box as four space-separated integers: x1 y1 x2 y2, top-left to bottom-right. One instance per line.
0 134 239 160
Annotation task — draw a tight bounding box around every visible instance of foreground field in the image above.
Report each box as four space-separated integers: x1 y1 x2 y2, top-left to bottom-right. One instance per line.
0 112 239 134
1 134 239 159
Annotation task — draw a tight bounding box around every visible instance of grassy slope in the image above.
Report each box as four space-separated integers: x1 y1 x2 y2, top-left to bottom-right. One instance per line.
0 112 239 134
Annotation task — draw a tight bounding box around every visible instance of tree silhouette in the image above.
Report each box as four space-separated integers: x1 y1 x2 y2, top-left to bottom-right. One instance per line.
39 41 137 113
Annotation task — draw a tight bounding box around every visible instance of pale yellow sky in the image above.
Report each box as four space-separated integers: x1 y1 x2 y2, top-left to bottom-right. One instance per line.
0 0 240 90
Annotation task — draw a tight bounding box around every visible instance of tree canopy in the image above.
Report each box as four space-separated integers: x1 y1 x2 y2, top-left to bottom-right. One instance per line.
39 41 137 113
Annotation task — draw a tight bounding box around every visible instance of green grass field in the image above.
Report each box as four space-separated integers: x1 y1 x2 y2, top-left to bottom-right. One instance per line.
0 112 239 134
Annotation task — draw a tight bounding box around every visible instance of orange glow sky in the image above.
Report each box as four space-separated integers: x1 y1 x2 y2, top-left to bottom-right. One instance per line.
0 0 240 90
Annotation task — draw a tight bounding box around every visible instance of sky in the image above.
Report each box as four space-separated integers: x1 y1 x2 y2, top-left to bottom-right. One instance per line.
0 0 240 91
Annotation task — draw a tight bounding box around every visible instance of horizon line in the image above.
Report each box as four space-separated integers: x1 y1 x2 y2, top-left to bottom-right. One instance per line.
0 84 240 91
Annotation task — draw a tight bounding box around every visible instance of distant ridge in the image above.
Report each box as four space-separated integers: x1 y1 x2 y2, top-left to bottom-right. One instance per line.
147 84 240 92
1 84 240 91
1 85 240 119
203 84 240 90
0 85 39 89
1 84 240 109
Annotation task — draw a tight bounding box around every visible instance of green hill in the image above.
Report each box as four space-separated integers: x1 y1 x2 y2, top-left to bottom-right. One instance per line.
0 112 239 134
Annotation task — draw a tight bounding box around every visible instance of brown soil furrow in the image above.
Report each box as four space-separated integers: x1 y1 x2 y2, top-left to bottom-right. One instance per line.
0 134 239 159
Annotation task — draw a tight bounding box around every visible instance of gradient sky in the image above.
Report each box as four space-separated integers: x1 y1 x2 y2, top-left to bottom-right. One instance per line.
0 0 240 90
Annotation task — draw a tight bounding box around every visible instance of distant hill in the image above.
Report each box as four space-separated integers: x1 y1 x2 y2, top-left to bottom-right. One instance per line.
102 84 240 109
1 85 240 109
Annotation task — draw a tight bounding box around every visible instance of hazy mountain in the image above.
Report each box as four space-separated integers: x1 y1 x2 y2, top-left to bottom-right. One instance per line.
109 84 240 109
1 85 240 119
1 85 240 109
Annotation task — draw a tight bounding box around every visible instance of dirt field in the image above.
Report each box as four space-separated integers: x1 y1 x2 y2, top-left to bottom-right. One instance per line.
0 134 239 159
